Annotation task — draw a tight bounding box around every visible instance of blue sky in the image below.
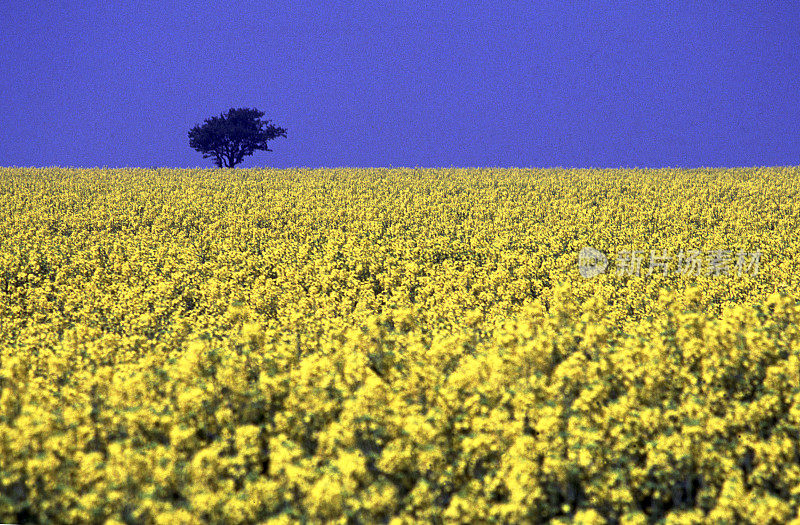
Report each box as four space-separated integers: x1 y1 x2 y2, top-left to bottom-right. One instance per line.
1 1 798 169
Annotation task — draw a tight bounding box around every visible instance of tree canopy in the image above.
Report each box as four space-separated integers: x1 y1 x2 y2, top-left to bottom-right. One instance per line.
188 108 287 168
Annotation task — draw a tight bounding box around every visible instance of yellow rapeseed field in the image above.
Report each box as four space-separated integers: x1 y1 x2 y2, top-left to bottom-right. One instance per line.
1 166 800 523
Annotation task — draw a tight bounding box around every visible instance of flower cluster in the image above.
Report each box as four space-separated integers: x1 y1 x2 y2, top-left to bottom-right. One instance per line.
1 166 799 523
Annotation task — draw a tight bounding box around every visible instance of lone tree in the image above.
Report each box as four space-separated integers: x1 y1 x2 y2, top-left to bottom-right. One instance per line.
188 108 287 168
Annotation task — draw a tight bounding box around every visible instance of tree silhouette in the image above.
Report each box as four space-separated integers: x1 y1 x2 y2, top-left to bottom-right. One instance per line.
188 108 287 168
